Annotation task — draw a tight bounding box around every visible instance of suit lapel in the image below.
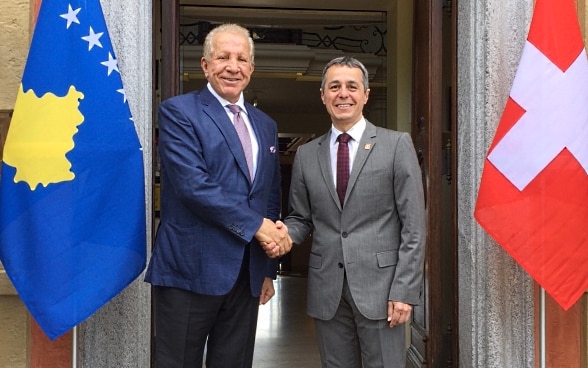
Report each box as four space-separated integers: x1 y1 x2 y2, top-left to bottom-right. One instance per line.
317 133 342 210
246 106 266 187
201 89 252 185
346 121 377 199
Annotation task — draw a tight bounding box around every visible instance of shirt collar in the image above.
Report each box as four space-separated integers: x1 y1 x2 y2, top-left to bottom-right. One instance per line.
330 117 367 143
207 83 246 113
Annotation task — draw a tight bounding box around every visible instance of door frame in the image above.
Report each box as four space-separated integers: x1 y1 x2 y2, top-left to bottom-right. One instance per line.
157 1 458 366
408 0 458 366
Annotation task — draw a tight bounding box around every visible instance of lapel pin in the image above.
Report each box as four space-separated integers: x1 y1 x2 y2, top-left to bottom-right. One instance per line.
269 146 276 153
364 143 372 150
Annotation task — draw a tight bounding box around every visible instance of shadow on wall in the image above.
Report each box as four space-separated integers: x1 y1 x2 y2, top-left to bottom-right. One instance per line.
0 110 12 163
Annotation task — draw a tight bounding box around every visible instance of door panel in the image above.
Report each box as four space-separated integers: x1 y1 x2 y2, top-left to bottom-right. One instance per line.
408 0 457 367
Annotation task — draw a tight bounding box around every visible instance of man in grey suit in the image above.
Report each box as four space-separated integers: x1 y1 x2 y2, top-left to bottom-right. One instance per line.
283 56 426 367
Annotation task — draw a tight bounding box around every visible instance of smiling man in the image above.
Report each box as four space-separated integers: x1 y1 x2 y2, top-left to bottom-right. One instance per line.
145 23 291 368
283 56 426 368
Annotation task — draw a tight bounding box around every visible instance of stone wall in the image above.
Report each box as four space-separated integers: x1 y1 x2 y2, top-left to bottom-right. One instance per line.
0 1 29 110
457 0 536 367
0 284 26 368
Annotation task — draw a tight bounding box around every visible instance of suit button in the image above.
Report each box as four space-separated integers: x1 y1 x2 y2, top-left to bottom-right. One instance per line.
342 232 348 238
338 263 344 268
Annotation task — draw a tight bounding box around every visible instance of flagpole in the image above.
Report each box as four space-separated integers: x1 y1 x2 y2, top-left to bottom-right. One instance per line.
539 287 546 368
72 326 78 368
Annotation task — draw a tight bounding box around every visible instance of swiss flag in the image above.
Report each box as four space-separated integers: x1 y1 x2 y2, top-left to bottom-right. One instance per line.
474 0 588 310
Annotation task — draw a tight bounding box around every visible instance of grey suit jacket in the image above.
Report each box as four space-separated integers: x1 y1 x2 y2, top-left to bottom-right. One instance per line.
285 121 426 321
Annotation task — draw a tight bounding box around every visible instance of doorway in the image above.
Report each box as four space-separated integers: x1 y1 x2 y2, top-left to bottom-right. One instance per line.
154 1 457 366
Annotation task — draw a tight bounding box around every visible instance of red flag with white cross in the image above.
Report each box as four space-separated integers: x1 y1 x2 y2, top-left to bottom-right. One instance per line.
474 0 588 310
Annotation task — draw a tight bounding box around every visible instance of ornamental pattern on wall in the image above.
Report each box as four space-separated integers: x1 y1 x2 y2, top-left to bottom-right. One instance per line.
179 21 387 56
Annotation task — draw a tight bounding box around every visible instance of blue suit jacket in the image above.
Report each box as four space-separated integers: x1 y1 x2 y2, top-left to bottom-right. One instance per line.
145 87 281 297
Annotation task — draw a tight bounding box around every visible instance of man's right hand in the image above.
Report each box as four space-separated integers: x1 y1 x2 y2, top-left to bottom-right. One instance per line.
255 219 292 258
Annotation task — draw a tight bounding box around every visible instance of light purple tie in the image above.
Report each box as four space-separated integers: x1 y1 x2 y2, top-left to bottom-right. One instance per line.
227 104 254 181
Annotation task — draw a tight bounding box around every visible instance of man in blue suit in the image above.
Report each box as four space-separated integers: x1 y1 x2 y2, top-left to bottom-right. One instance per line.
145 23 291 368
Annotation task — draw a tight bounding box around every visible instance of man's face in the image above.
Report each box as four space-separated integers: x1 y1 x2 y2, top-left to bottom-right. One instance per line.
320 65 370 128
201 31 254 103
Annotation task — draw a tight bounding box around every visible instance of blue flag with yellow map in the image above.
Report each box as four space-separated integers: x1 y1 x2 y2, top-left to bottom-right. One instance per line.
0 0 146 340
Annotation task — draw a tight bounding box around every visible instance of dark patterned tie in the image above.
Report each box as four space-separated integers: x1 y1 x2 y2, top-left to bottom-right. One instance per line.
227 104 253 181
336 133 351 205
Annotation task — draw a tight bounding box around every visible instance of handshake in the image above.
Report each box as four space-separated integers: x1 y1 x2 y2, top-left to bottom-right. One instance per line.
254 218 293 258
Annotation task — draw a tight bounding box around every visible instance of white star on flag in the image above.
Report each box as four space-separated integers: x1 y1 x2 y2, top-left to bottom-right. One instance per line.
82 26 103 50
101 52 119 75
117 88 127 103
60 4 81 29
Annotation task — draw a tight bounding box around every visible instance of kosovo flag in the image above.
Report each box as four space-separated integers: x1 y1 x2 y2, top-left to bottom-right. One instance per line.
0 0 146 339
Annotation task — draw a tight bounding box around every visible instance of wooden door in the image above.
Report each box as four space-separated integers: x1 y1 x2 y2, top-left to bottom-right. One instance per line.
407 0 457 367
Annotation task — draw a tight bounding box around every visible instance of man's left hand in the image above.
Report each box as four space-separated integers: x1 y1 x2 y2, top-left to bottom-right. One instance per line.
387 301 412 327
259 277 275 305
